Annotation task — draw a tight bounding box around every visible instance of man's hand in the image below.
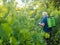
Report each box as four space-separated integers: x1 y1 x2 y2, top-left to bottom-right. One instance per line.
38 23 45 27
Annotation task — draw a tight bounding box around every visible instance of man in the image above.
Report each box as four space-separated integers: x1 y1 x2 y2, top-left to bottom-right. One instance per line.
39 12 52 45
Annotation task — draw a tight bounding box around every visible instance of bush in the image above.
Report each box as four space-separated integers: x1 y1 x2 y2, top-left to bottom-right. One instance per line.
0 0 60 45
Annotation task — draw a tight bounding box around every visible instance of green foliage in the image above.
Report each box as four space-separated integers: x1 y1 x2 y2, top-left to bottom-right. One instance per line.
0 0 60 45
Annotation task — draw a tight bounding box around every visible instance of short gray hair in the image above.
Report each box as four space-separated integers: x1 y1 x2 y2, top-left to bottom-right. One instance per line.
42 12 48 16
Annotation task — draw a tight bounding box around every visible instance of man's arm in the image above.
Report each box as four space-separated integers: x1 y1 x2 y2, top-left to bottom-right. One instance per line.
39 17 47 27
39 23 45 27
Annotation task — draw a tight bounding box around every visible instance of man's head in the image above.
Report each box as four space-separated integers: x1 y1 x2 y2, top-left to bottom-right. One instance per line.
42 12 48 18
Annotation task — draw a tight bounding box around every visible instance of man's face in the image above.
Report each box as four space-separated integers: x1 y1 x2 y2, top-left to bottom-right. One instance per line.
42 13 46 18
42 12 48 18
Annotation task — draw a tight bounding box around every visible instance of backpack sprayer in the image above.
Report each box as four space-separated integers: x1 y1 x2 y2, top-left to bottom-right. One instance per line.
47 16 56 28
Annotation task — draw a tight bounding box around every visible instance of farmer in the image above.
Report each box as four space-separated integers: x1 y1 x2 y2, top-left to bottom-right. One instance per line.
39 12 52 45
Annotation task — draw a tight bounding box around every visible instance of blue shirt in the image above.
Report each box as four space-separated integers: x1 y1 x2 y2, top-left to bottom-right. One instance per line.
41 16 52 32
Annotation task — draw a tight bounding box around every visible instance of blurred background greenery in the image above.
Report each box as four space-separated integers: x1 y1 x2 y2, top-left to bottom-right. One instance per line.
0 0 60 45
